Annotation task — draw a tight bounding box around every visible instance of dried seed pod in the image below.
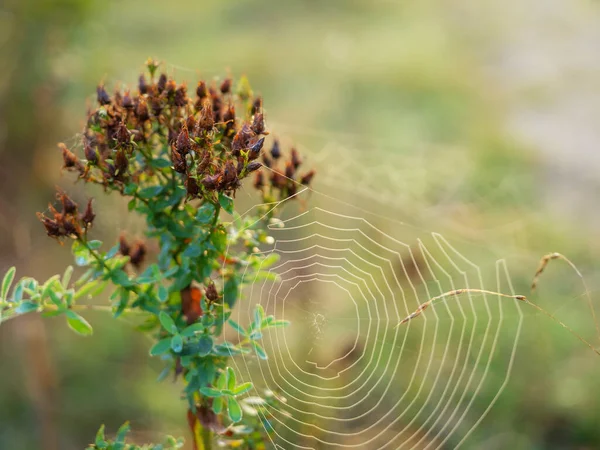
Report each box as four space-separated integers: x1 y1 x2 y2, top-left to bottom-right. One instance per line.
291 147 301 169
135 97 150 122
271 170 286 189
114 149 129 175
248 137 265 161
157 73 167 93
270 139 281 159
57 190 78 215
129 240 147 267
262 153 272 168
196 80 207 99
171 147 187 173
254 171 264 190
196 102 214 132
246 161 262 173
221 161 237 188
300 169 316 185
122 91 134 109
220 78 232 94
138 74 148 94
284 161 295 179
197 149 211 175
185 176 199 197
176 126 191 155
174 85 187 107
97 85 111 105
251 96 262 115
205 282 219 302
201 173 220 190
80 198 95 227
84 136 98 164
119 233 130 256
115 122 130 146
251 112 265 135
37 213 61 238
231 123 254 156
59 143 81 170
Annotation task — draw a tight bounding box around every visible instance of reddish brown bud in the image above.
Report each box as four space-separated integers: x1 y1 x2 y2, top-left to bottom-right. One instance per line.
205 282 219 302
115 122 130 146
197 149 211 175
271 170 286 189
176 126 191 155
136 97 149 122
201 173 220 190
246 161 262 173
122 91 134 109
37 213 61 238
262 153 272 168
291 147 301 169
251 97 262 115
300 169 316 185
196 81 207 99
157 74 167 93
221 161 237 187
171 147 187 174
119 233 130 256
196 102 214 132
80 198 95 227
57 190 78 215
182 286 203 324
285 161 295 179
59 143 81 171
114 149 129 175
84 137 98 164
185 176 199 197
254 171 264 190
138 74 148 94
248 137 265 160
174 85 187 107
220 78 232 94
129 240 147 268
186 115 197 134
251 112 265 135
270 139 281 159
165 79 177 97
97 85 111 105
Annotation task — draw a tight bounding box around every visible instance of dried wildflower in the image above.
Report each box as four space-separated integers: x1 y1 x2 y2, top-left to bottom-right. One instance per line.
122 91 134 109
57 192 77 215
36 212 61 238
205 282 219 302
197 150 211 175
300 169 316 185
254 171 264 190
80 198 95 227
248 137 265 160
251 112 265 135
83 136 98 164
270 139 281 159
129 240 146 267
157 74 167 94
202 173 220 190
174 85 187 107
115 122 131 147
171 147 187 174
220 78 232 94
114 149 129 176
262 153 272 168
60 143 82 171
196 102 214 132
135 97 150 122
185 176 199 197
291 147 301 169
176 126 191 155
119 233 130 256
97 85 111 105
251 96 262 115
138 74 148 94
246 161 262 173
196 81 207 99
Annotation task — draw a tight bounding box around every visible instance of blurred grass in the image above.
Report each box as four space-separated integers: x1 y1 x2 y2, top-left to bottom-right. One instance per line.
1 0 600 449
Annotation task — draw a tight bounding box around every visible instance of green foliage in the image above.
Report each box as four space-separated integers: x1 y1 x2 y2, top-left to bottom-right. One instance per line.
87 423 183 450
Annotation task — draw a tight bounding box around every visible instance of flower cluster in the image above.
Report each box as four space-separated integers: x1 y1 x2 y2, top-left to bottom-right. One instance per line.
36 189 95 240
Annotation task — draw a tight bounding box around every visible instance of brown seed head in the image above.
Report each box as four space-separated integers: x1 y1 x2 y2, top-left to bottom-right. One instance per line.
129 241 146 268
80 198 95 227
220 78 232 94
97 85 111 105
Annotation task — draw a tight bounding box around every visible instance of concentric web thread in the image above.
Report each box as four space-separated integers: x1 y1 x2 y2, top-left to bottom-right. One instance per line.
225 193 526 449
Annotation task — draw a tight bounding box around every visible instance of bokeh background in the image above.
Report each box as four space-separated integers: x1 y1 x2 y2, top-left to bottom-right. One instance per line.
1 0 600 449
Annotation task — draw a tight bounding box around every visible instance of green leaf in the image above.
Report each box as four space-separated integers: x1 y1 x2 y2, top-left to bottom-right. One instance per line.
228 319 247 336
181 323 205 337
254 304 265 329
111 270 134 287
231 382 253 396
115 422 130 443
218 193 234 215
261 252 280 268
196 202 216 224
62 266 74 288
182 245 202 258
171 334 183 353
65 310 93 336
157 285 168 303
251 341 268 360
216 370 227 390
95 425 107 447
227 397 243 423
196 334 213 356
223 277 239 308
227 367 236 391
159 311 178 334
269 320 290 328
149 338 172 356
212 396 224 414
199 387 222 397
16 301 38 314
138 185 163 199
73 280 100 300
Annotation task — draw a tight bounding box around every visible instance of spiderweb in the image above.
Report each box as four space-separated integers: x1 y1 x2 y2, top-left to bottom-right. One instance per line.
58 63 599 448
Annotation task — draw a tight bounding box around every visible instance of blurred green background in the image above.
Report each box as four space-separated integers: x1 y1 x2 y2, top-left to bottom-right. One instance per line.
1 0 600 449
